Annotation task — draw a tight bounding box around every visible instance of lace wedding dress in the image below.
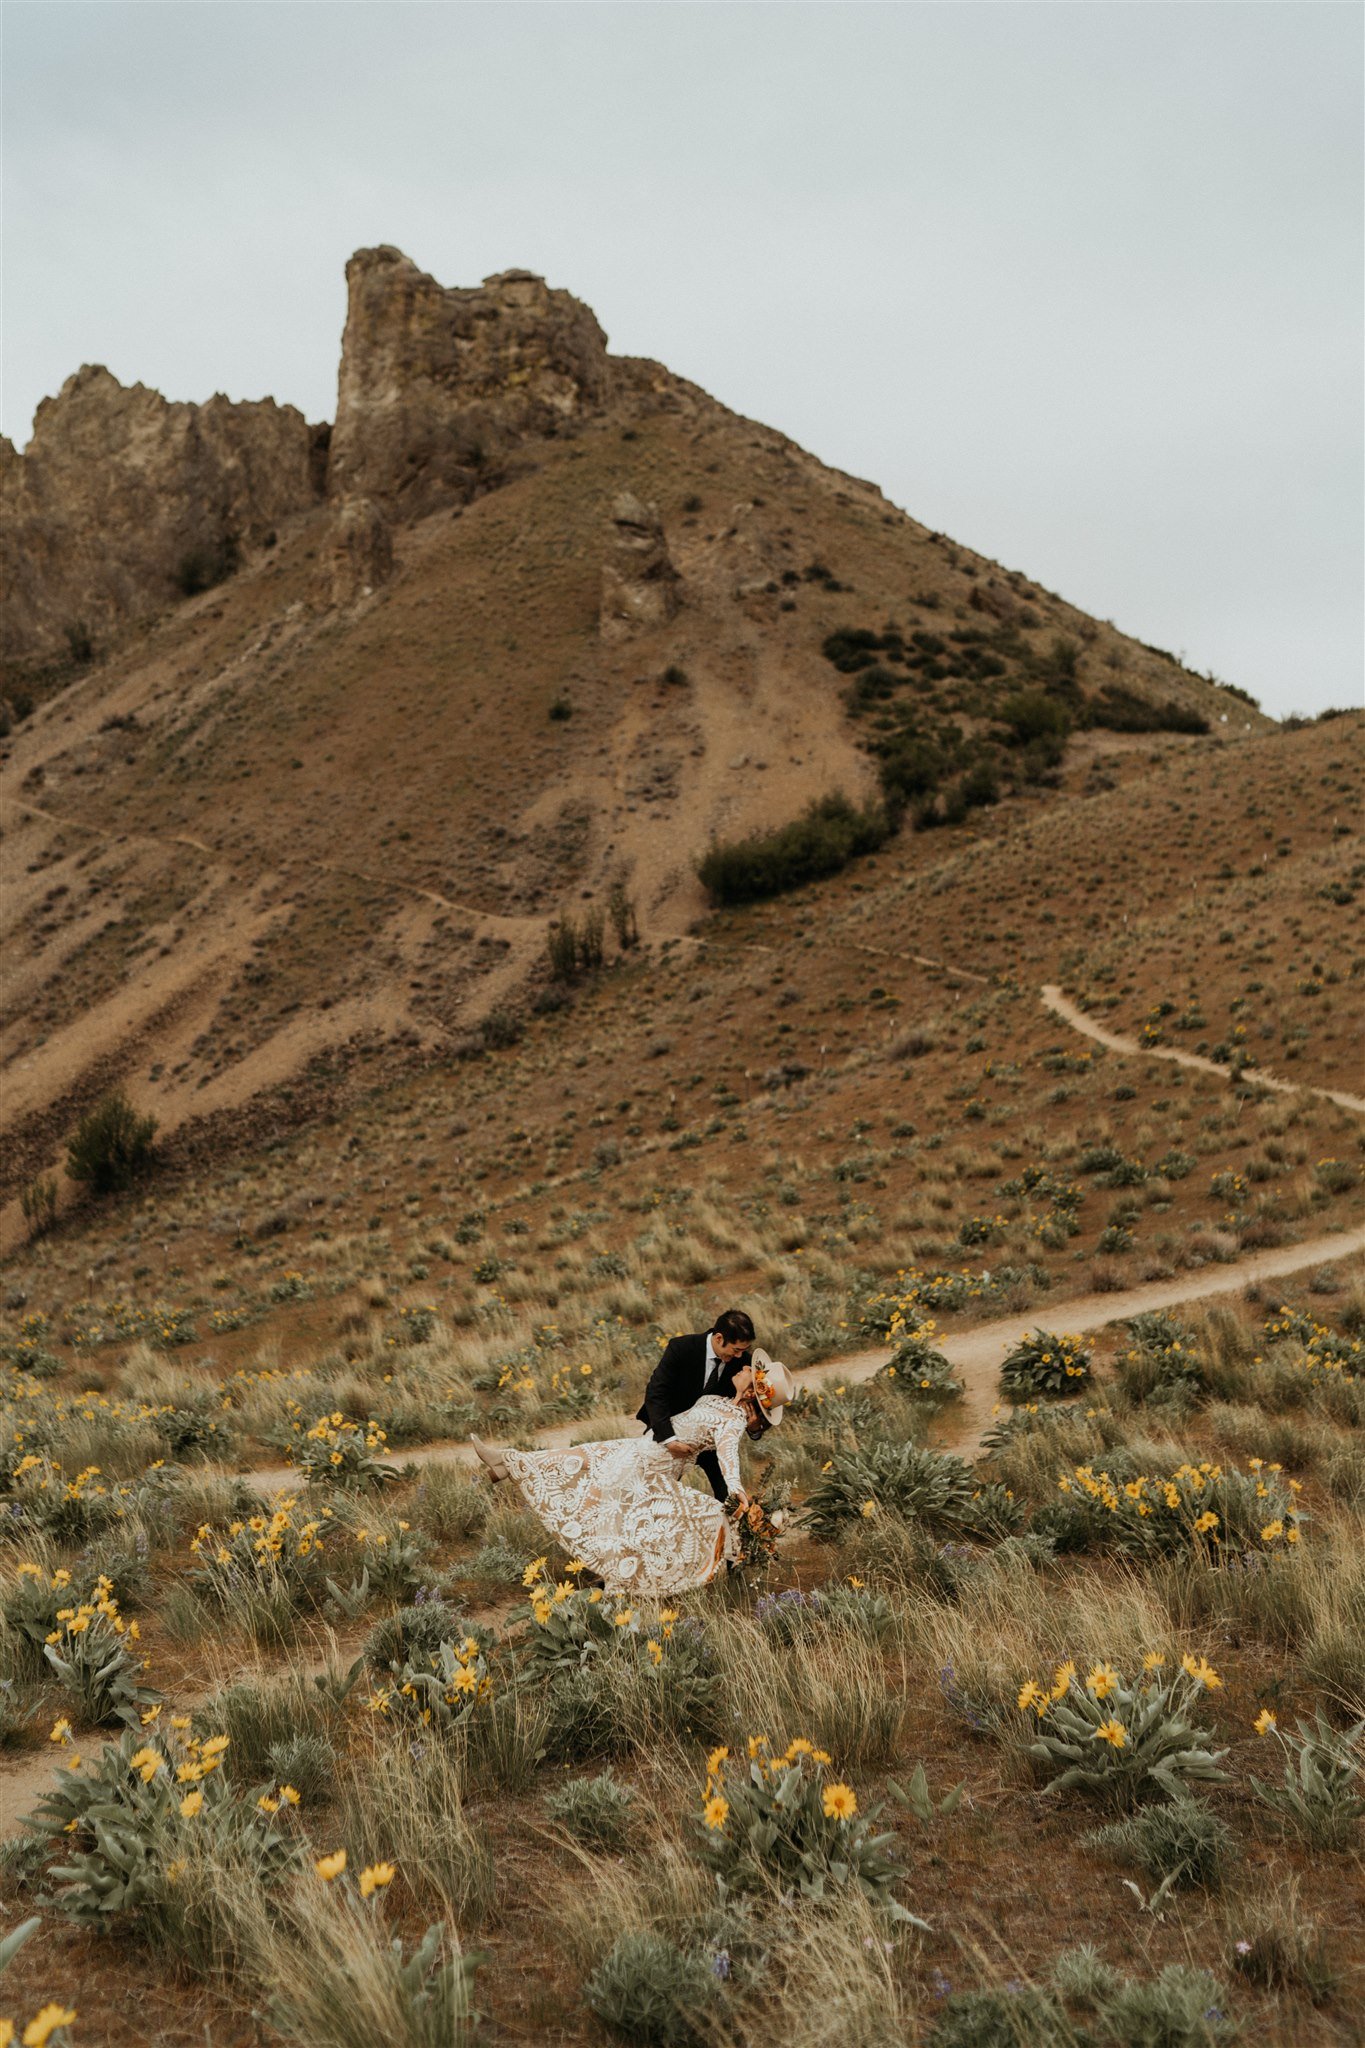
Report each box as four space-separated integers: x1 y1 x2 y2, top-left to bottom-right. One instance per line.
500 1394 746 1597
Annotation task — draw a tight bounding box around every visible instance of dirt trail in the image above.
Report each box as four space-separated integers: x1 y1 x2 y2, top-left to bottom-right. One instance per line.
1042 984 1365 1116
237 1222 1365 1495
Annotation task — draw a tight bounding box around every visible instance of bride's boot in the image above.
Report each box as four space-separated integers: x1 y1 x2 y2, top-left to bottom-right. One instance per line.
470 1434 509 1482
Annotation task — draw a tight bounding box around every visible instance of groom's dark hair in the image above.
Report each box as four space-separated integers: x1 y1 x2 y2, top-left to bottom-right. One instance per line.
711 1308 755 1345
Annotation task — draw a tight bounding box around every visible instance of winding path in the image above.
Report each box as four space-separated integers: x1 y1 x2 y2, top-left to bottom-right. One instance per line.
236 1221 1365 1496
1042 984 1365 1117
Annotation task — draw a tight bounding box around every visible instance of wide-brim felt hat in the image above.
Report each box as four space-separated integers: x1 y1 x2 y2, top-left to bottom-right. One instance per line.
750 1348 794 1426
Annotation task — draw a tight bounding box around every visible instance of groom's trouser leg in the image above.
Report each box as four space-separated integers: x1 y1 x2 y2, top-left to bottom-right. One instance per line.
696 1450 727 1502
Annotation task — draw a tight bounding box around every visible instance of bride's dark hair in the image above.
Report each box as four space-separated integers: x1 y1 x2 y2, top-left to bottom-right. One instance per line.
712 1308 755 1345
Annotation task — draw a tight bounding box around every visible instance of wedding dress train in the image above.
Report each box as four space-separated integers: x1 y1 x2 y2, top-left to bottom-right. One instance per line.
500 1394 747 1597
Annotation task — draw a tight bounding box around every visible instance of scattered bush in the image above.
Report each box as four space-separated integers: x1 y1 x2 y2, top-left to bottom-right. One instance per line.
803 1442 976 1542
65 1090 157 1195
544 1771 637 1850
584 1930 718 2046
20 1175 60 1240
697 794 890 906
1083 1798 1235 1903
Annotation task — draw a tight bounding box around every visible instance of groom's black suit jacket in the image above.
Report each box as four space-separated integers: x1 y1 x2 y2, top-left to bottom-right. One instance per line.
637 1332 767 1503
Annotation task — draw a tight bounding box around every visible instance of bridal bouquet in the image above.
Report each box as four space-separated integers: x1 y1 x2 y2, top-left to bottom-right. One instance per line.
722 1486 790 1571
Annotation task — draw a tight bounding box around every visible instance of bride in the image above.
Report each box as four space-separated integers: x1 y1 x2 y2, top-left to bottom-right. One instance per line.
470 1352 794 1597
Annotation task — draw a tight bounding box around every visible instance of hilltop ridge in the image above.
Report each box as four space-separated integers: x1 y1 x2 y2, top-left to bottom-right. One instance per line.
0 246 1286 1232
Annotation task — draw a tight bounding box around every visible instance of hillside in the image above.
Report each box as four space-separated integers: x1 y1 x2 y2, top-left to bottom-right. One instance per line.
0 249 1277 1233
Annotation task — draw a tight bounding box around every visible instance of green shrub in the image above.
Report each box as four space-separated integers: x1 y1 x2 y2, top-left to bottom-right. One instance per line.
755 1583 894 1646
999 690 1071 746
928 1987 1061 2047
20 1174 60 1240
697 793 890 906
803 1441 976 1542
65 1089 157 1195
200 1672 338 1785
1115 1313 1206 1402
584 1930 718 2046
480 1005 522 1049
369 1635 492 1730
287 1413 394 1487
999 1330 1093 1400
1083 1798 1235 1904
174 533 239 596
265 1732 337 1804
1018 1655 1229 1809
364 1600 487 1672
1085 687 1209 736
544 1770 637 1849
1097 1965 1232 2044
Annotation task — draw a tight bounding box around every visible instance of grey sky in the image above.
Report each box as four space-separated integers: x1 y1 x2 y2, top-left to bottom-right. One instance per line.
5 2 1361 719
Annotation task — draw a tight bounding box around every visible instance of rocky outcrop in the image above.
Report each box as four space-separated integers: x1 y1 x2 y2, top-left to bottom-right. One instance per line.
326 495 393 604
0 366 326 665
326 247 611 514
600 492 681 637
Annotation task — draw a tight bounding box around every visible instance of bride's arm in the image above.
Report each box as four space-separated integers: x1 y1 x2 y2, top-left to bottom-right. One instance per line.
713 1407 746 1501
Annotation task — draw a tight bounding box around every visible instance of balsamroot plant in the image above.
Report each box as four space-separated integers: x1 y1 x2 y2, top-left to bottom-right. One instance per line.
27 1722 301 1928
364 1635 494 1729
288 1413 396 1487
1050 1455 1303 1559
42 1578 159 1727
1250 1707 1365 1850
998 1329 1092 1400
694 1736 923 1925
1017 1653 1229 1808
875 1319 964 1403
802 1442 975 1542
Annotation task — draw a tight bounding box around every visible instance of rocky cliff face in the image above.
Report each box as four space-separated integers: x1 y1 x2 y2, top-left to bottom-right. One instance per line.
326 247 611 514
600 491 681 637
0 365 326 665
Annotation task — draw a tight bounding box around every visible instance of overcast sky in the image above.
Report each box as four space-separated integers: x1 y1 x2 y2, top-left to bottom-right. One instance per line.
5 2 1361 718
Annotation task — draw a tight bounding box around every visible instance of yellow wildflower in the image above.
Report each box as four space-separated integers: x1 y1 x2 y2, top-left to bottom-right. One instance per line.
822 1782 858 1820
21 2007 78 2048
315 1849 347 1881
1254 1708 1278 1735
179 1790 204 1818
358 1860 396 1897
703 1794 729 1830
1093 1720 1127 1748
1086 1663 1119 1701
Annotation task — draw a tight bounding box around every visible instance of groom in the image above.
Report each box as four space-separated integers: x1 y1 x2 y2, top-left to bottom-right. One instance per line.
637 1308 766 1502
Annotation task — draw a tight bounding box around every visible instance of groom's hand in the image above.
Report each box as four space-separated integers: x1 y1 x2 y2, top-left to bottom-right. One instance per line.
666 1441 696 1460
